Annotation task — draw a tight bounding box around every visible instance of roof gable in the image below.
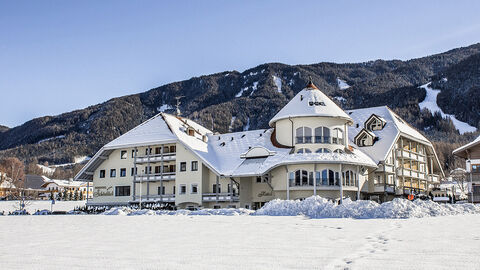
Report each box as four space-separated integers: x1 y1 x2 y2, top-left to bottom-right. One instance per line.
269 86 352 127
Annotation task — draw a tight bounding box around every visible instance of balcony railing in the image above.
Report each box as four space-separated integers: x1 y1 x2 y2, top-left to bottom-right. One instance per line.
396 149 426 162
428 174 439 183
296 136 344 145
136 153 176 163
202 193 239 202
397 168 427 180
132 194 175 202
135 172 175 182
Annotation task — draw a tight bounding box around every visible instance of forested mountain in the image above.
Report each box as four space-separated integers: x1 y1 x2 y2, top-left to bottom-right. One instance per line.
1 43 480 173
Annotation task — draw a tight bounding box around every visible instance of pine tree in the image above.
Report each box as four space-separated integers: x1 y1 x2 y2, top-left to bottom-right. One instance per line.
63 189 69 201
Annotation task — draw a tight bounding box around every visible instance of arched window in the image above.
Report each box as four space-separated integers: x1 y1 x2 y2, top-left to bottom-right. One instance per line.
321 169 328 185
342 170 357 186
316 148 331 153
293 170 312 186
323 127 330 143
296 127 312 144
297 148 311 154
314 127 323 143
333 149 344 153
329 170 335 186
332 128 344 145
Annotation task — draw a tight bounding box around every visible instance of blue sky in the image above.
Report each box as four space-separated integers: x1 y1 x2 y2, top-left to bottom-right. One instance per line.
1 0 480 127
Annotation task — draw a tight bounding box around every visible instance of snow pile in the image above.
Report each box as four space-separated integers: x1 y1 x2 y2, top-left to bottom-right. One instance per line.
255 196 480 219
103 207 253 216
419 83 476 134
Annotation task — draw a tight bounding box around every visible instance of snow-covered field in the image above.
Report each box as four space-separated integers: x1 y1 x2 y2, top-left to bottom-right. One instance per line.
0 214 479 269
0 198 480 269
0 200 85 214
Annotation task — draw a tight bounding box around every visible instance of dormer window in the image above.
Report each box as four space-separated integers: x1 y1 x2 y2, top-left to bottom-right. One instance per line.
354 128 376 147
187 127 195 136
365 114 386 131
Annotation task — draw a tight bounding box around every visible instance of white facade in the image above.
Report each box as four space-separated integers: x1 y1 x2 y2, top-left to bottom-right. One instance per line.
75 82 444 208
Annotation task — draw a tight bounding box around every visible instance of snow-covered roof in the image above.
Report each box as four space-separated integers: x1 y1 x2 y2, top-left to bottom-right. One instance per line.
0 180 15 189
76 113 212 181
188 129 376 177
453 135 480 158
104 114 178 149
269 85 353 127
347 106 431 164
43 178 87 188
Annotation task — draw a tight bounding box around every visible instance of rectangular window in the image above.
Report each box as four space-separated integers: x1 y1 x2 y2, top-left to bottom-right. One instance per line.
155 147 162 155
191 184 198 194
145 166 152 174
158 186 165 195
256 176 262 183
213 184 221 193
145 148 152 155
130 167 137 176
131 149 137 158
115 186 130 196
180 162 186 172
213 205 221 209
110 169 116 178
120 168 126 177
120 150 127 159
155 166 161 174
191 161 198 171
173 186 176 195
472 164 480 173
99 170 105 178
170 145 176 153
180 184 186 194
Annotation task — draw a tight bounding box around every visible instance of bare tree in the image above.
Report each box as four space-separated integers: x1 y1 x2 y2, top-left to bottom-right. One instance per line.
0 157 30 211
450 168 468 197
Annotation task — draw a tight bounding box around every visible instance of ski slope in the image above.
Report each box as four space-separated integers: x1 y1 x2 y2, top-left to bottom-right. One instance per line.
419 83 476 134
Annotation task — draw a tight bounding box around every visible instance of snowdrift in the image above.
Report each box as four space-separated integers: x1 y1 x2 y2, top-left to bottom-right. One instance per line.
101 196 480 218
103 207 253 216
255 196 480 219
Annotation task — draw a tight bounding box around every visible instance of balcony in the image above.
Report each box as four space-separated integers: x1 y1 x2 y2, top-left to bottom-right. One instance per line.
136 153 176 164
397 168 427 180
428 174 439 183
132 194 175 203
396 149 426 162
202 193 239 202
135 172 175 182
377 164 395 173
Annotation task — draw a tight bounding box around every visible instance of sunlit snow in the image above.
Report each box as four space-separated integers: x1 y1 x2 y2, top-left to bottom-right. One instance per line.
419 83 476 134
157 104 174 112
337 78 351 90
273 75 282 93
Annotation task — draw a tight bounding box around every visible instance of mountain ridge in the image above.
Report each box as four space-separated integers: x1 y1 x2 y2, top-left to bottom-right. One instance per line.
1 43 480 173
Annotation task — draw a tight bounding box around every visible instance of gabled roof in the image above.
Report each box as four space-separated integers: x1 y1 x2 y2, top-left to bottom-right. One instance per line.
24 175 48 190
104 114 178 149
75 113 212 181
347 106 431 163
453 135 480 158
269 85 353 127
